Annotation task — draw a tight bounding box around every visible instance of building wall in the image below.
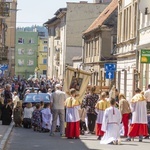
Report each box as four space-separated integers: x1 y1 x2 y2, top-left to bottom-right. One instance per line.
47 2 109 79
73 60 82 68
15 31 38 78
138 0 150 91
84 34 101 64
66 2 108 47
66 46 82 65
38 37 48 76
116 0 138 98
117 56 136 99
0 0 17 77
47 16 66 79
101 30 112 58
5 0 17 76
47 27 55 79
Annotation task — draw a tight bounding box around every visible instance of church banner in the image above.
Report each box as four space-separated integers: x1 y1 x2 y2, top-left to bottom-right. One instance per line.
64 66 91 103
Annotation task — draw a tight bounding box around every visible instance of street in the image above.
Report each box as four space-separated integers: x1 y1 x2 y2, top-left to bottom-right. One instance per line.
4 127 150 150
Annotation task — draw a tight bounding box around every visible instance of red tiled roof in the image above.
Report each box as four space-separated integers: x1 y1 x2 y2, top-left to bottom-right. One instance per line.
83 0 118 34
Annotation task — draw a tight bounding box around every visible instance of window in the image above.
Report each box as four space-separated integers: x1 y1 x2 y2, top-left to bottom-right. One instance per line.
29 38 34 44
48 28 51 36
18 49 25 55
88 42 90 57
49 48 50 56
55 27 60 38
84 42 87 58
43 70 47 75
27 60 34 66
43 59 47 64
43 40 48 44
18 59 24 66
43 46 48 52
27 49 34 55
18 38 24 44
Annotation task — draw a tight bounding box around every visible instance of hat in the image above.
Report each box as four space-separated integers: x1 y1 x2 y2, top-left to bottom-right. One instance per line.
55 84 62 88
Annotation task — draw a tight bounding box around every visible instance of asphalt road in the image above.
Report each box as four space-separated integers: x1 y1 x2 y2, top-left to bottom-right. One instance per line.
4 127 150 150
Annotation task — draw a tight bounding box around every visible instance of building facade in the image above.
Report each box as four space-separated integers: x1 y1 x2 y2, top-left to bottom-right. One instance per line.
0 0 17 76
116 0 138 99
138 0 150 90
44 2 109 79
82 0 117 86
44 9 67 79
15 30 38 78
37 33 48 77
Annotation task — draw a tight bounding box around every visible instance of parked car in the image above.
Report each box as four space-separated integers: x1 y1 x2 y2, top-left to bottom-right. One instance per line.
21 87 39 100
22 93 50 109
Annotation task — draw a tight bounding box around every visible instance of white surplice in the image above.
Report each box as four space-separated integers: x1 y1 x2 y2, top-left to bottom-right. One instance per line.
100 106 122 144
41 108 52 130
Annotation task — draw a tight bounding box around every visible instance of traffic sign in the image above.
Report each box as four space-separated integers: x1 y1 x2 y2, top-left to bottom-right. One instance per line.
0 69 3 77
104 63 116 71
105 71 114 79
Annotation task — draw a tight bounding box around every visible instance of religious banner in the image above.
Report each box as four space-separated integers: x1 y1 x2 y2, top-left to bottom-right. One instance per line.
64 66 91 103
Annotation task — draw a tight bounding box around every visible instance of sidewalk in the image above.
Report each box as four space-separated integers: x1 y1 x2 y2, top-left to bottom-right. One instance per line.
0 121 13 150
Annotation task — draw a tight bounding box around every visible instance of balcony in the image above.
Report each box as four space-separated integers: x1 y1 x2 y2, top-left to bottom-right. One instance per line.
54 53 60 61
0 2 10 17
0 46 8 61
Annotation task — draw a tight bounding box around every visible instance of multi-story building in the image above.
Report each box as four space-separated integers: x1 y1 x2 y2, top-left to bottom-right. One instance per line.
37 32 48 77
44 1 109 79
82 0 117 86
44 9 67 79
116 0 138 99
0 0 17 76
137 0 150 91
15 29 38 78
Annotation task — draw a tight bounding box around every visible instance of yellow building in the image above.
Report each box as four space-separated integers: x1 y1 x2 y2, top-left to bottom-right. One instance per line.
38 34 48 78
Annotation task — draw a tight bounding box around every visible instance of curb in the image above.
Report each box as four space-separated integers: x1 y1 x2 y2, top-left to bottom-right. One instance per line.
0 122 14 150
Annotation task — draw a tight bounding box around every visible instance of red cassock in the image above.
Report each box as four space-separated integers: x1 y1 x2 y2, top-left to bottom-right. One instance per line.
128 94 148 137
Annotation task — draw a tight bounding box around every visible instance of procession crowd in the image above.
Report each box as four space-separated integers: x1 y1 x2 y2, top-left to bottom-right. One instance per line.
0 76 150 145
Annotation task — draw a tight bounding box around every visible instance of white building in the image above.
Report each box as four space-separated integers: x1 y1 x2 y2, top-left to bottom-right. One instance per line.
138 0 150 90
116 0 138 99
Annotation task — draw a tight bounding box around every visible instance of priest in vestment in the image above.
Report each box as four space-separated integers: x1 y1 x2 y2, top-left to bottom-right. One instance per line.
100 98 122 145
95 92 110 140
65 88 80 139
127 88 148 142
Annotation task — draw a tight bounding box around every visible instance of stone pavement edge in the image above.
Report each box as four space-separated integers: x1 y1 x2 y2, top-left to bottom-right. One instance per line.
0 121 14 150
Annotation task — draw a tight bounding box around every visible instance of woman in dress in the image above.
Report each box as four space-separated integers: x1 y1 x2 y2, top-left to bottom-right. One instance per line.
32 103 42 131
1 99 13 125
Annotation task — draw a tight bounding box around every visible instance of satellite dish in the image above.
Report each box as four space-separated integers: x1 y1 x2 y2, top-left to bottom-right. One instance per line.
139 0 150 14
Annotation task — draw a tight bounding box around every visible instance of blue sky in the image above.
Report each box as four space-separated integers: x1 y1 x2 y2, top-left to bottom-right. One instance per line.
16 0 93 27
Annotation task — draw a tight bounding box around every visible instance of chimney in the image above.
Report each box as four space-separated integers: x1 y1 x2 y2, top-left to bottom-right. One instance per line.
93 0 101 3
80 1 88 3
93 0 112 3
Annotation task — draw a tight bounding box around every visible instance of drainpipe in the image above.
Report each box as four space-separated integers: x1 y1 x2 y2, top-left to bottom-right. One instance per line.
82 36 85 70
135 0 140 89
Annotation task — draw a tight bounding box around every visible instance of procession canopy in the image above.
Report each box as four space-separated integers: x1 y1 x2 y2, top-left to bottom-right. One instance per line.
64 66 91 103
